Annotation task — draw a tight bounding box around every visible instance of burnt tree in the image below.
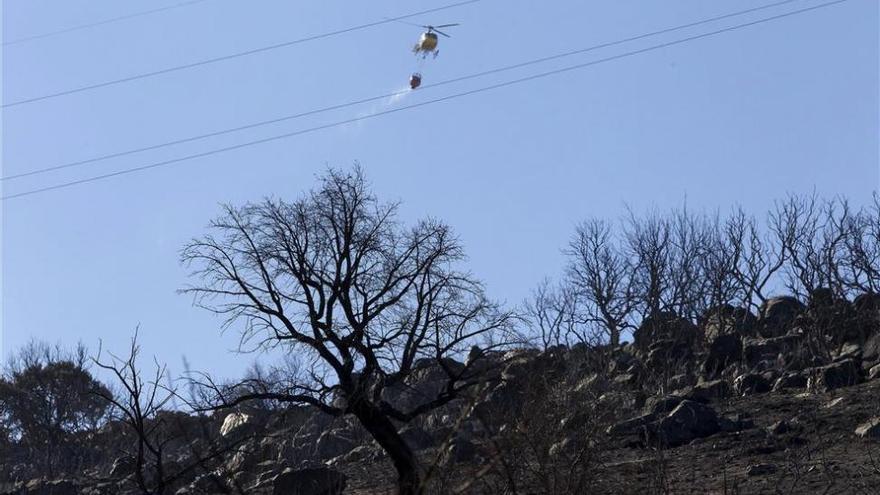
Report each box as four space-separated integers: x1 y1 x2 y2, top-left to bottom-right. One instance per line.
565 219 635 347
181 167 515 494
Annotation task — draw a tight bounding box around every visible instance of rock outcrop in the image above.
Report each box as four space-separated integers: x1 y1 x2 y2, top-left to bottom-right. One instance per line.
5 290 880 494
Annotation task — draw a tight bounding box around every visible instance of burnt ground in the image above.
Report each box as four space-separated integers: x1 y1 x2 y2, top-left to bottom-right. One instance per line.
603 378 880 495
336 379 880 494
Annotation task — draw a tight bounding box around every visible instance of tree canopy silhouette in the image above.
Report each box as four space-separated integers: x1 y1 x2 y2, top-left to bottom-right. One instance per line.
181 167 517 494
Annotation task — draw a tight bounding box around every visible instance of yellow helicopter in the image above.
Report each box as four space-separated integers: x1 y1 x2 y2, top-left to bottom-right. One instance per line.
412 23 458 58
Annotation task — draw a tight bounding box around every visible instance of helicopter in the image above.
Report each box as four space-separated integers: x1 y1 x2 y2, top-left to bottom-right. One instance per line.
411 23 459 58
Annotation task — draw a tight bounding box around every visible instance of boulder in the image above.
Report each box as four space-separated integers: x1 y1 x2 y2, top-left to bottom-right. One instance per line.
854 292 880 314
869 363 880 381
151 410 206 440
220 412 254 437
465 345 484 366
702 334 742 379
607 413 657 436
862 333 880 364
807 359 862 392
757 297 804 338
383 357 467 411
834 343 863 361
612 373 640 388
500 350 564 384
743 335 802 370
644 339 694 373
224 442 260 475
733 373 771 396
807 290 862 343
315 429 358 460
644 395 687 416
685 380 732 403
701 305 757 341
649 400 720 447
272 467 346 495
633 312 700 352
854 293 880 337
855 417 880 439
772 372 808 391
783 345 828 372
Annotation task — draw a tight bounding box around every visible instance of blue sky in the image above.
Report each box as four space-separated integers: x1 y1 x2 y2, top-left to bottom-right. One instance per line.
2 0 877 379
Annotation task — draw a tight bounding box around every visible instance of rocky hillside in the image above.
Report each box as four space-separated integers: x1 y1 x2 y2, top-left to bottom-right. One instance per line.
4 290 880 494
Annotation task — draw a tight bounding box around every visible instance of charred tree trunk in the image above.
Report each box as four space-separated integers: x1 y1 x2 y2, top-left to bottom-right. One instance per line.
351 399 421 495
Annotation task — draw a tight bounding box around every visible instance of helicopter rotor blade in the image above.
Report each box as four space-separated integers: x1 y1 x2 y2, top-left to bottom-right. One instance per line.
434 29 451 38
433 23 460 28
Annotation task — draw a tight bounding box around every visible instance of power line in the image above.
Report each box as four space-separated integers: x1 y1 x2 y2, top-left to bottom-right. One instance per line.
1 0 852 201
1 0 481 109
0 0 814 183
3 0 216 47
